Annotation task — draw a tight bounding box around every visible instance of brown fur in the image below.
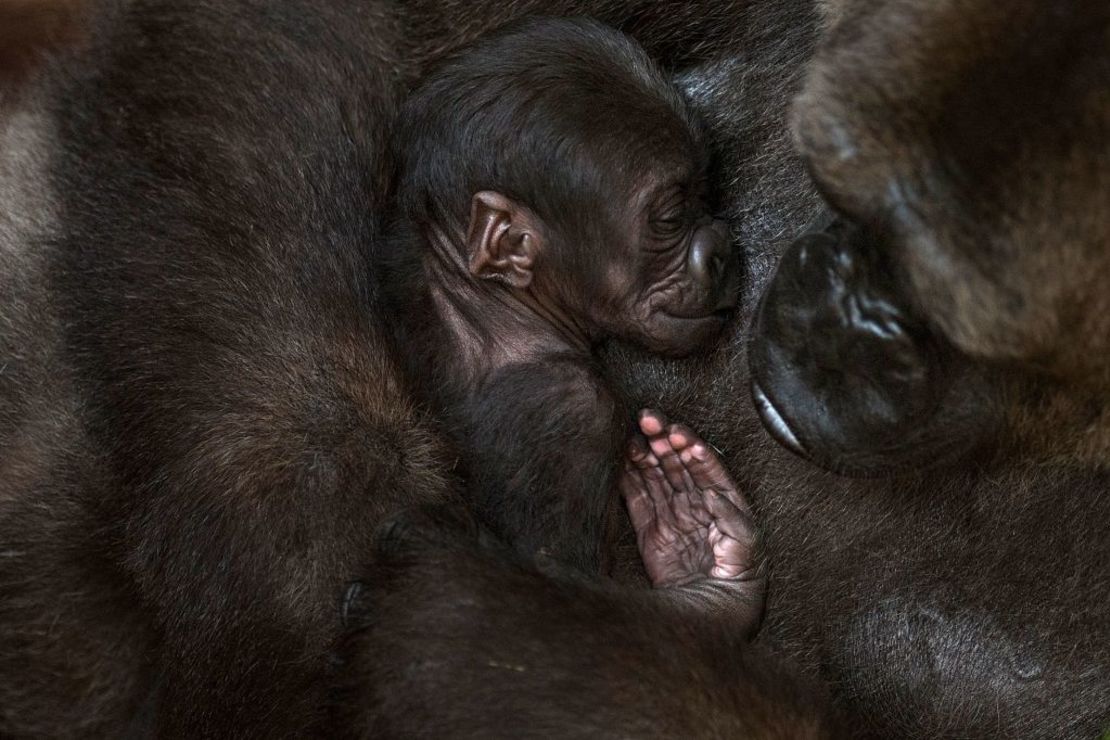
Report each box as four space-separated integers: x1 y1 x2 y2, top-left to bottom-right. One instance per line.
0 0 88 84
338 505 841 739
795 0 1110 390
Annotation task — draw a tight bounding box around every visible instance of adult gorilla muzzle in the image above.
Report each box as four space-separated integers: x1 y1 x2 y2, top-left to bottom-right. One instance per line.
747 218 995 476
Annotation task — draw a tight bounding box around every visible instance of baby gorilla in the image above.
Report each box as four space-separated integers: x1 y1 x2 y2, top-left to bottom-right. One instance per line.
380 17 749 589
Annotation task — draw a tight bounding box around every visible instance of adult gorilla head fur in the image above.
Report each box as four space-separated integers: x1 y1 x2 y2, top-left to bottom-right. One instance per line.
748 0 1110 475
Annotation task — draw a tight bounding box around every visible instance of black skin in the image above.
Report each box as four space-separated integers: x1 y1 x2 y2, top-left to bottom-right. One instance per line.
380 19 740 572
748 217 1000 476
2 0 1109 737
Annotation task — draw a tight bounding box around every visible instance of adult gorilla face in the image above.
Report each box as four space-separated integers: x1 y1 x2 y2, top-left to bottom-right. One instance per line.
749 0 1109 475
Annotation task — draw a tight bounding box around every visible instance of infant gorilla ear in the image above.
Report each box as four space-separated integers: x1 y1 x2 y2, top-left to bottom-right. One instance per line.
391 15 739 360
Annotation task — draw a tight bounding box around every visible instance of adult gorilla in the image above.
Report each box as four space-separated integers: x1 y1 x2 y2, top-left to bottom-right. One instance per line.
0 1 1106 738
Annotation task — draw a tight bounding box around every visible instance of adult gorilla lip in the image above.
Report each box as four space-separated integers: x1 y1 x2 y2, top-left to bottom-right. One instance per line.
751 382 806 457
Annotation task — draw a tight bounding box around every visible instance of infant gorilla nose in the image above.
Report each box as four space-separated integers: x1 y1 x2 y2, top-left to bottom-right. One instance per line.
661 218 739 341
686 218 737 312
382 17 741 569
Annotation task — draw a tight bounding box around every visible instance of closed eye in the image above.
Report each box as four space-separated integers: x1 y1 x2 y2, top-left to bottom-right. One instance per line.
644 180 694 245
650 215 687 238
649 199 690 239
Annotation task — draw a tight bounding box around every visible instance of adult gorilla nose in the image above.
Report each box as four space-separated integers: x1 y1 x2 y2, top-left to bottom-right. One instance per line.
688 218 737 309
747 223 945 474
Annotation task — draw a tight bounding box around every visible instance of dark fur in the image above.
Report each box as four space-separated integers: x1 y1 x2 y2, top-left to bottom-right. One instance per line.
1 0 1108 737
0 0 815 735
599 2 1110 736
337 505 839 739
5 0 454 734
0 0 88 84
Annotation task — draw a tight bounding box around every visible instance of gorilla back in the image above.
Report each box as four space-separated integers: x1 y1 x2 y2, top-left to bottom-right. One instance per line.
1 0 455 734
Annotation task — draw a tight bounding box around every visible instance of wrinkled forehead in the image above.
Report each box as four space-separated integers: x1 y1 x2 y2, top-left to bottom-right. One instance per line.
574 128 699 211
630 156 698 202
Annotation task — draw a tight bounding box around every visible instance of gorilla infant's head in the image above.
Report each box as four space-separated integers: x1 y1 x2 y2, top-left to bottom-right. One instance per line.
392 17 738 357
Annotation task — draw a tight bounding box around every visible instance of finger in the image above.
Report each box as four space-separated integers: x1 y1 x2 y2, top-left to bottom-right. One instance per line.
622 484 657 538
626 434 659 471
682 442 750 515
650 428 696 496
706 489 757 544
638 408 669 437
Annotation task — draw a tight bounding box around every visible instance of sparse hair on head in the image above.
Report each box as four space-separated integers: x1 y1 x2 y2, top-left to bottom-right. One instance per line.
393 17 701 252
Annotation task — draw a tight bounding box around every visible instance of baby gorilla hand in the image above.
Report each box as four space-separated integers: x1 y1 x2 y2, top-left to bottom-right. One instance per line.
620 409 765 635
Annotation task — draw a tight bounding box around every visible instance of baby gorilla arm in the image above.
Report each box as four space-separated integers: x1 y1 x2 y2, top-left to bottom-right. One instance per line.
621 409 766 635
457 357 626 572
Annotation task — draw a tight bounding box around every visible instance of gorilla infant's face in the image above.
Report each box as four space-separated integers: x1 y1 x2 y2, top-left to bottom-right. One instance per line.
595 164 739 357
749 0 1108 475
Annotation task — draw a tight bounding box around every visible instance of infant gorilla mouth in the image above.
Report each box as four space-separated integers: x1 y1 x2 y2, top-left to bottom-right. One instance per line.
378 15 759 617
